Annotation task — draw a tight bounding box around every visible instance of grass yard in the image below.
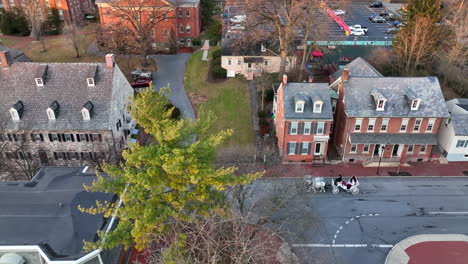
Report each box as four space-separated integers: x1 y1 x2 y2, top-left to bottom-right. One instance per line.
185 48 253 147
0 36 21 47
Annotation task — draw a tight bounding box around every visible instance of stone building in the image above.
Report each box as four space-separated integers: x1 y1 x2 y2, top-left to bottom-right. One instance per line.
0 52 134 177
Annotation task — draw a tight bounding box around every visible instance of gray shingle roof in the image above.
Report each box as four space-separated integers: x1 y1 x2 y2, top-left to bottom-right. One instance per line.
344 77 449 118
0 62 129 131
282 83 333 120
331 57 383 80
0 46 31 62
350 133 438 145
446 98 468 136
0 167 113 261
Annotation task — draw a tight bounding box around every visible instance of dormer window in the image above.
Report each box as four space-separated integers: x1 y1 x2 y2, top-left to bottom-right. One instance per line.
9 101 24 121
313 102 323 113
371 88 386 112
87 78 95 87
377 99 386 111
10 108 20 121
411 99 420 110
82 101 94 120
295 101 304 113
46 108 56 120
35 78 43 87
47 101 59 120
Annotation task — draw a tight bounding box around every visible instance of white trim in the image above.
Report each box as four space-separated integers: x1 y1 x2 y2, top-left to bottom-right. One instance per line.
288 142 297 155
354 118 362 132
301 142 310 155
410 99 420 110
367 118 375 132
295 101 305 113
426 118 436 133
35 78 44 87
400 118 409 133
9 108 20 121
376 99 386 111
380 118 389 132
290 122 298 135
87 78 95 87
314 142 323 156
350 144 357 153
0 246 101 264
313 101 323 113
413 118 422 132
46 108 56 120
303 122 312 135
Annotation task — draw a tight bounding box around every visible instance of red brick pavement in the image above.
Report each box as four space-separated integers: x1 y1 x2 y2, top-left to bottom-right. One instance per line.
263 162 468 177
405 241 468 264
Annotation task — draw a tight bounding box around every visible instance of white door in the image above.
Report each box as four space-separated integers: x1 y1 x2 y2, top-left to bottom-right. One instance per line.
314 142 322 156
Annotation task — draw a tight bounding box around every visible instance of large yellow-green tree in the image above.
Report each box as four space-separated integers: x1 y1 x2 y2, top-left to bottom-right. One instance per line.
80 89 262 251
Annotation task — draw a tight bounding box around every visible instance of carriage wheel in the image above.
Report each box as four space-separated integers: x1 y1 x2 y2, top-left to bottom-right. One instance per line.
351 187 360 195
332 187 339 194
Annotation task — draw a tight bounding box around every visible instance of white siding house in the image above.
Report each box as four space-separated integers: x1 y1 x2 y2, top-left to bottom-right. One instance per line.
437 98 468 161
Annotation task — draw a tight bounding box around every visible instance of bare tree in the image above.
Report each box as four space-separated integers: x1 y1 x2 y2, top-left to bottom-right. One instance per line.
63 23 85 58
443 0 467 67
103 0 176 63
3 135 43 181
17 0 43 40
393 15 443 76
87 137 123 171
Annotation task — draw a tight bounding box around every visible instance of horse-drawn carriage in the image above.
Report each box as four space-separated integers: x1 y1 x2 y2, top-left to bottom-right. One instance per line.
304 175 360 194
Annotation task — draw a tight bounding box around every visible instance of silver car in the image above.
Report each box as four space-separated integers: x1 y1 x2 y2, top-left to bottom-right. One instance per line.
372 16 386 23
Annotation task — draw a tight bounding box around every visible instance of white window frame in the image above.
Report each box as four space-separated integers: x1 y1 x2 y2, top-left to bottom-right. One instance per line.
290 122 298 135
237 59 242 65
313 102 323 113
295 101 304 113
377 99 386 111
316 122 325 135
303 122 312 135
186 24 191 33
420 145 427 153
185 9 190 17
9 109 20 121
82 108 90 120
400 118 409 132
363 144 370 153
264 60 269 66
426 118 435 133
411 99 420 110
227 59 232 66
367 118 376 132
407 144 414 153
300 142 310 155
46 108 55 120
87 78 95 87
350 144 357 153
179 24 184 33
35 78 44 87
354 118 362 132
178 9 183 17
413 118 422 132
288 142 297 155
314 142 322 156
381 118 389 132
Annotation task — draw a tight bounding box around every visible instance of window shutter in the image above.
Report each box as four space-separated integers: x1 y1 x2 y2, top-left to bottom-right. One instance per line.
287 142 290 154
48 134 53 142
299 143 303 154
70 134 75 142
90 134 94 142
312 123 317 134
40 134 44 142
307 143 312 154
288 123 292 134
85 134 89 142
299 123 303 134
295 142 299 154
324 123 328 134
98 134 102 142
76 134 81 142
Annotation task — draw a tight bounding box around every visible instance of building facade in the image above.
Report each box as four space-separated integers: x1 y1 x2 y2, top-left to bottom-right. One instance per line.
273 75 333 163
96 0 201 48
437 98 468 161
0 52 134 177
332 59 449 165
2 0 95 24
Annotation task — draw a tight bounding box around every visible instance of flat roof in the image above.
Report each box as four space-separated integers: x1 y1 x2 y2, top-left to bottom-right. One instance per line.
0 167 114 261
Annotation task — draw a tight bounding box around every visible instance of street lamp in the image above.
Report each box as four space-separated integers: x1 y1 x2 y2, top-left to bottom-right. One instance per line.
376 145 385 176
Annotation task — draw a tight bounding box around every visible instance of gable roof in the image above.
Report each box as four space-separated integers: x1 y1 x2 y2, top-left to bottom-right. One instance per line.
0 167 114 261
446 98 468 136
344 77 449 118
331 57 383 80
282 83 333 120
0 46 31 62
0 62 132 131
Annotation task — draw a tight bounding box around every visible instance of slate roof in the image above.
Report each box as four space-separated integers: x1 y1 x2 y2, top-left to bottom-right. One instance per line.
350 133 438 145
96 0 199 4
0 62 128 131
344 77 449 118
282 83 333 120
330 57 383 80
446 98 468 136
0 167 114 261
0 46 31 62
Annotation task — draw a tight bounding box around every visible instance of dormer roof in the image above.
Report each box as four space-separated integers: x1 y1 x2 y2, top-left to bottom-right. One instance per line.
281 83 333 120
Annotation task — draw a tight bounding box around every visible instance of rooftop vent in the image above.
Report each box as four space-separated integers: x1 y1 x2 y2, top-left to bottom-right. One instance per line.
82 101 94 120
9 100 24 121
34 64 48 87
47 101 60 120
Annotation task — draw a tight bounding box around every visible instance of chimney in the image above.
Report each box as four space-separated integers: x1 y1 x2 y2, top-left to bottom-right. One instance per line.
0 51 12 68
282 74 288 86
105 54 115 69
342 67 349 82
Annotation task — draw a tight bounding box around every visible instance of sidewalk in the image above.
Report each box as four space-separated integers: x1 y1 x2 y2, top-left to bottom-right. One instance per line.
385 234 468 264
263 161 468 177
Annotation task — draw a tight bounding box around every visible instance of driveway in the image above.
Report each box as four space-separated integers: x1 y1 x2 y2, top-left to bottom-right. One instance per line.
150 54 195 120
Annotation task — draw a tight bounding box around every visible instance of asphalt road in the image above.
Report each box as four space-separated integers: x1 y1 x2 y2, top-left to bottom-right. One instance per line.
247 177 468 264
150 54 196 120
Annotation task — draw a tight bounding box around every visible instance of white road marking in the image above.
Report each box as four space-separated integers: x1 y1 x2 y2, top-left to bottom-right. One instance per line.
428 212 468 215
292 244 394 248
345 221 349 224
350 217 354 221
340 226 343 230
336 230 340 234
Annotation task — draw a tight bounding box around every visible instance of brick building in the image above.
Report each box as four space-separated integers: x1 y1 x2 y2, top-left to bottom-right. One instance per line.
96 0 201 48
2 0 95 24
273 75 333 163
331 58 450 165
0 52 134 177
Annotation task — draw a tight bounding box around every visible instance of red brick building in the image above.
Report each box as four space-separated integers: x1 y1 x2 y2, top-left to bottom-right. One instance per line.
273 75 334 163
96 0 201 48
331 58 450 165
2 0 95 24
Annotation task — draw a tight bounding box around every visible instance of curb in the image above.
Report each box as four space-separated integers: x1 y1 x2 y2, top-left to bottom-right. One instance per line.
385 234 468 264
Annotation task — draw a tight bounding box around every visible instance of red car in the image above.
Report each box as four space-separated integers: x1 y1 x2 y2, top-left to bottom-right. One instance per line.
131 77 152 88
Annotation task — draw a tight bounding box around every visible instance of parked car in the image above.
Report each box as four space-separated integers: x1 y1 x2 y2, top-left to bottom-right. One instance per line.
334 9 346 15
386 27 400 34
131 69 152 79
329 3 338 9
350 29 366 36
386 15 397 21
369 1 383 8
349 25 368 34
372 16 386 23
369 14 378 20
84 13 97 21
131 77 152 88
379 11 390 17
230 15 246 24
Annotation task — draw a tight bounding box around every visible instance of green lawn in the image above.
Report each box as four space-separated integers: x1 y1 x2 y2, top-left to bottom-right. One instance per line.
0 36 21 48
185 48 253 147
